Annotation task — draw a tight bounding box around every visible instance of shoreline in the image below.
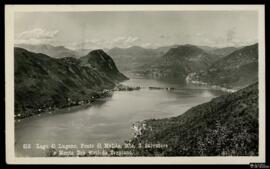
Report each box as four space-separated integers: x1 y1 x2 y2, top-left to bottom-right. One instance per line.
15 84 142 121
185 73 237 93
15 76 232 121
15 92 111 121
15 78 235 157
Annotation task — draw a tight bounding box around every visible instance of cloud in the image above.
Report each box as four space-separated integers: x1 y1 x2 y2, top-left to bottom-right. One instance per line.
67 39 106 49
68 36 144 49
15 28 59 44
111 36 140 46
226 27 236 42
116 36 141 47
60 34 258 50
159 35 170 39
187 30 257 48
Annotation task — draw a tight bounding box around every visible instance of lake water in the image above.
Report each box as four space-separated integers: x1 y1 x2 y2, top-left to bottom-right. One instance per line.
15 75 226 157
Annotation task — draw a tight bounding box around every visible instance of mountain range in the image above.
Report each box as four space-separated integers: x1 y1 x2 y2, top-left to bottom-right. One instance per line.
188 43 258 89
108 45 239 72
15 44 82 58
14 41 259 157
15 47 127 118
137 44 218 82
79 49 127 82
198 46 239 57
15 43 239 72
107 46 163 71
128 43 257 88
14 43 257 89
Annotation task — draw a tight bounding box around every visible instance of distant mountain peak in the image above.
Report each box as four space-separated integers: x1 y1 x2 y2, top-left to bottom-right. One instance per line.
14 47 27 52
89 49 106 55
164 44 207 58
128 45 144 49
170 44 204 51
80 49 128 81
85 49 111 62
14 43 80 58
142 44 217 82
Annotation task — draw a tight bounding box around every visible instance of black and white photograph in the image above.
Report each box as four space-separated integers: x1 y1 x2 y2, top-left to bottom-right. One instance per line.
5 5 266 164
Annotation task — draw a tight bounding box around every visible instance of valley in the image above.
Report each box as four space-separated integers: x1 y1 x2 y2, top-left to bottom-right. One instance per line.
14 42 259 157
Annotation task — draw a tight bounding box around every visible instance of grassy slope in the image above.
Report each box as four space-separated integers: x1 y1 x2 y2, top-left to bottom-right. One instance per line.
15 47 126 118
130 82 258 156
197 43 258 89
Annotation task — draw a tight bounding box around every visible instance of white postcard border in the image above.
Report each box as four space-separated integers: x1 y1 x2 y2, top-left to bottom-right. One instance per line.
5 5 266 164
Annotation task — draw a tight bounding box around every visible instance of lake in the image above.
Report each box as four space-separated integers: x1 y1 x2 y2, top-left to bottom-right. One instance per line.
15 74 226 157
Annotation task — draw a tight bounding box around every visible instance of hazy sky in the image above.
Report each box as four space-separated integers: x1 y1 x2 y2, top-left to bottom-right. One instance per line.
14 11 258 49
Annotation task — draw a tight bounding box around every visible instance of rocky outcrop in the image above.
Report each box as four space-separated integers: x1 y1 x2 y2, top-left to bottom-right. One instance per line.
79 49 128 82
